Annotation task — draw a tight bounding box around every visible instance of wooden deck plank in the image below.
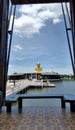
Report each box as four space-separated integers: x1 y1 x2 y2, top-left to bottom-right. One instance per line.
64 94 75 102
5 94 19 103
19 93 64 99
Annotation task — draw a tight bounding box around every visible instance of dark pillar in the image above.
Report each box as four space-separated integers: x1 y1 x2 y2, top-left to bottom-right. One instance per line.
6 103 12 113
0 0 4 96
70 102 75 112
70 0 75 76
61 97 65 108
0 0 9 99
18 98 22 110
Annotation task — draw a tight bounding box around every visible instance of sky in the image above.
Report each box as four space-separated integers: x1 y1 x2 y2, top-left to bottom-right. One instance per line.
8 3 73 75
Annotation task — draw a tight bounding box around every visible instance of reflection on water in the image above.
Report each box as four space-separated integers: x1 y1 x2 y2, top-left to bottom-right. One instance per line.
22 80 75 106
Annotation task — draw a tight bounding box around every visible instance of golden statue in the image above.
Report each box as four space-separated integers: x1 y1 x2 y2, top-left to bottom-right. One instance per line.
35 62 42 73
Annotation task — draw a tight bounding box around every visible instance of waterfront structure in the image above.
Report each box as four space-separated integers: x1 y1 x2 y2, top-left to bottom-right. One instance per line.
9 72 60 81
42 72 60 81
24 72 60 81
9 73 25 80
9 62 60 81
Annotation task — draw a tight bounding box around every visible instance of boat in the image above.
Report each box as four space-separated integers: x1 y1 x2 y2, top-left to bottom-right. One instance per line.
43 81 55 87
47 83 55 87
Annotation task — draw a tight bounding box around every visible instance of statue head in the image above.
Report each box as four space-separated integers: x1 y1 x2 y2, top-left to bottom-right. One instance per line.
37 62 40 67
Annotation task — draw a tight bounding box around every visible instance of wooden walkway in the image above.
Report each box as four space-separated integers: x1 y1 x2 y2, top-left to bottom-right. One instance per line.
6 79 43 96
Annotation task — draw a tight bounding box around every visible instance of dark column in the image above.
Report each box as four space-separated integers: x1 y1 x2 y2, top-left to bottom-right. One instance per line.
61 97 65 108
0 0 9 99
70 0 75 76
0 0 4 95
70 102 75 112
18 98 22 110
6 103 12 113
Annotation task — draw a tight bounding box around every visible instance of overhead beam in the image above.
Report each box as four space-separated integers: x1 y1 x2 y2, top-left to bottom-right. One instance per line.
11 0 69 5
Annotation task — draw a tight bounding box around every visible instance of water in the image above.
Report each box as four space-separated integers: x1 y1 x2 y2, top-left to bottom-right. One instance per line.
22 80 75 107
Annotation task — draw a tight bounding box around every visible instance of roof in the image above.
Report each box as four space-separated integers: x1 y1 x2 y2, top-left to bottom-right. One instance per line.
9 73 25 80
42 72 60 75
11 0 69 5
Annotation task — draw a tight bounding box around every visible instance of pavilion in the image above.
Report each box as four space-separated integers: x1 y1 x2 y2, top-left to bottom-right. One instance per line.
0 1 75 129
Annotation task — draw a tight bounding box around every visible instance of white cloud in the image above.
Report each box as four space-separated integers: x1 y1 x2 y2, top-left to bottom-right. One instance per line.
53 18 62 24
12 44 23 52
14 14 44 37
14 3 63 38
9 64 13 68
15 57 23 61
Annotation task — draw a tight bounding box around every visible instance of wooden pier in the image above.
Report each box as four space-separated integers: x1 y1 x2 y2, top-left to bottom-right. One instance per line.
6 79 43 96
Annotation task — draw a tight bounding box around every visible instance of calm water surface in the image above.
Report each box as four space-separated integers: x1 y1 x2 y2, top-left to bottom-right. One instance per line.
23 80 75 107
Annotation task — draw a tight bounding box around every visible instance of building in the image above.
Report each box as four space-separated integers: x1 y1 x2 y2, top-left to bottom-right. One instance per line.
9 63 60 81
42 72 60 81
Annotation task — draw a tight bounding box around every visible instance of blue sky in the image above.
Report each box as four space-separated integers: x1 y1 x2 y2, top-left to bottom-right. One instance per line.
8 3 73 75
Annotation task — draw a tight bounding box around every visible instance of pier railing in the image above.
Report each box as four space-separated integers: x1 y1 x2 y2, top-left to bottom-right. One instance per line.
6 79 43 96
